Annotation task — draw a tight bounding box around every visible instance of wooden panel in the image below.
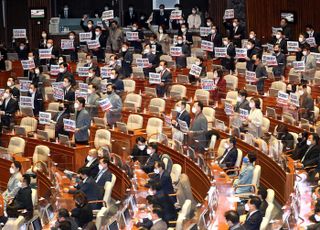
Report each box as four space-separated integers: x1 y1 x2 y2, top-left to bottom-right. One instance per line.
246 0 320 43
208 0 228 34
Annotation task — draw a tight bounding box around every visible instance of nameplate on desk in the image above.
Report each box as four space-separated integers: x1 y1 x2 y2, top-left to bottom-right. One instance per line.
189 64 202 77
200 27 211 37
214 47 227 58
21 60 35 70
79 32 92 42
50 64 59 76
61 39 74 50
39 112 51 125
201 40 213 51
149 72 161 84
99 97 112 111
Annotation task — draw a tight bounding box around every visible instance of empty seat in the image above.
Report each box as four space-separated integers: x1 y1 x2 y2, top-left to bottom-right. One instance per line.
146 118 163 142
194 89 210 106
149 98 166 113
20 117 38 133
202 107 215 130
224 74 238 90
94 129 111 149
170 85 186 99
270 81 286 92
124 93 142 110
226 91 238 106
170 164 182 185
7 137 26 155
123 79 136 93
127 114 143 130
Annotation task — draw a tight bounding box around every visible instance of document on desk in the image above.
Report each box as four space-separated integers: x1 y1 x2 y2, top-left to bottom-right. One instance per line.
63 119 76 132
178 119 189 133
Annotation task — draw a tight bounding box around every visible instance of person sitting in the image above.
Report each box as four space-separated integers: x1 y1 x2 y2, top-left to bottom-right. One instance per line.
242 196 263 230
233 152 256 194
150 206 168 230
275 124 294 151
131 136 149 163
152 161 174 196
257 188 268 217
3 161 23 204
234 89 250 113
6 174 33 220
141 142 161 174
52 208 79 230
71 193 93 228
290 131 309 160
94 157 112 189
298 133 320 168
108 69 124 94
217 136 238 169
82 149 99 178
66 167 102 209
224 210 245 230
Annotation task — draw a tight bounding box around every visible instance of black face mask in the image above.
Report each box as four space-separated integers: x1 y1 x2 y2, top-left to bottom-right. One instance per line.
58 106 64 111
106 91 112 95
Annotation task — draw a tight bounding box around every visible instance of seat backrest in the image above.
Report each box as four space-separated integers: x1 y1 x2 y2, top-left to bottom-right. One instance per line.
146 118 163 136
110 173 116 188
127 114 143 130
224 74 238 90
266 189 275 204
160 54 173 62
202 107 215 122
264 203 275 223
208 135 217 150
161 154 173 175
262 117 270 133
252 165 261 187
31 188 38 206
123 79 136 93
217 139 228 158
33 145 50 163
259 217 269 230
194 89 210 104
103 182 113 207
171 85 186 98
20 117 38 133
235 149 243 168
170 164 182 184
186 56 198 69
96 207 108 229
180 199 192 219
226 91 238 105
8 137 26 155
289 132 298 146
270 81 286 92
94 129 111 149
3 216 25 230
124 93 142 108
150 98 166 112
47 102 60 111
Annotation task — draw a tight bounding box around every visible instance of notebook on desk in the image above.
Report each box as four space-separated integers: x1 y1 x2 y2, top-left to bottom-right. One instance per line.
30 216 42 230
14 126 26 136
108 220 119 230
116 122 128 134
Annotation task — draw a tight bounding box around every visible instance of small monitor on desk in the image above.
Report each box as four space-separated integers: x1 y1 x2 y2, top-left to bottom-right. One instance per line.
37 129 49 141
108 220 119 230
170 91 181 100
144 87 157 97
186 223 198 230
31 216 42 230
14 126 26 136
58 134 71 147
198 208 211 229
116 122 128 134
20 106 34 117
266 107 277 119
121 207 131 226
41 204 54 225
149 105 161 114
94 117 106 128
123 101 136 112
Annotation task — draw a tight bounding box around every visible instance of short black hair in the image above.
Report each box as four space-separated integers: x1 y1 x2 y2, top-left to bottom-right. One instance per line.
59 62 68 68
310 133 320 144
159 60 167 66
152 205 164 218
78 167 90 176
229 136 236 145
258 188 268 200
251 98 261 109
148 142 158 151
247 151 257 163
58 208 70 218
13 160 22 171
247 39 255 45
107 83 117 91
5 87 13 94
63 76 71 83
100 156 110 165
23 174 31 186
155 161 165 170
150 181 162 191
238 89 247 98
136 136 146 143
224 210 239 225
194 101 204 111
58 220 72 230
306 24 314 30
77 97 86 107
249 196 262 209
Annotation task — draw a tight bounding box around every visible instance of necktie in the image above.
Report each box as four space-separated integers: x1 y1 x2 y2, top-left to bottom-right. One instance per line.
301 145 313 162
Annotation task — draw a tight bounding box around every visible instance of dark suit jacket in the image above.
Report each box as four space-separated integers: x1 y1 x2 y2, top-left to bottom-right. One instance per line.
120 50 133 78
141 152 161 174
305 31 320 45
1 98 18 127
242 210 263 230
234 99 250 113
71 204 93 228
224 22 245 47
246 47 262 71
27 90 43 116
206 33 223 51
64 87 76 102
11 87 20 100
219 147 238 167
56 71 75 85
53 110 70 138
95 169 112 187
83 158 99 178
0 47 8 70
124 11 138 26
142 52 160 77
259 200 268 217
175 110 191 129
159 170 174 195
175 44 191 68
272 38 288 54
156 69 172 97
272 52 286 76
72 177 102 202
108 77 124 93
152 190 178 222
221 44 236 71
131 145 149 163
152 11 170 28
302 145 320 167
12 186 33 211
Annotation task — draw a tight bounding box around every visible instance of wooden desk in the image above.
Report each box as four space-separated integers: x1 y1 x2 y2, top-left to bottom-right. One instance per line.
1 133 91 172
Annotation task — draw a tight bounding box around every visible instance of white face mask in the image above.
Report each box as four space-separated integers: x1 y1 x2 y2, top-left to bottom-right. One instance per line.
7 81 12 87
195 61 200 66
249 102 255 108
88 72 94 77
28 57 34 61
147 149 152 155
249 34 255 39
181 28 186 33
98 164 103 171
143 49 150 54
211 29 216 34
35 69 40 75
88 24 93 29
88 89 93 94
299 37 304 43
154 168 160 174
176 106 182 112
247 44 252 49
132 27 137 31
158 66 164 72
192 10 196 14
110 74 116 80
315 214 320 222
87 155 93 162
224 143 230 149
86 59 92 64
9 167 15 174
74 102 79 110
237 96 242 103
29 89 34 94
138 145 145 151
159 29 163 34
3 92 9 99
59 68 65 73
177 40 183 44
207 22 212 27
192 107 197 114
69 35 75 40
245 203 250 212
299 90 304 96
276 34 281 39
95 31 100 36
232 22 237 27
303 51 308 56
17 181 22 188
307 140 312 146
223 41 228 46
47 43 52 48
42 33 47 38
121 47 127 52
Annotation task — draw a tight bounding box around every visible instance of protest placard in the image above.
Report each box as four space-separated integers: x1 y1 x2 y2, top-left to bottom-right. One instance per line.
201 40 214 51
170 47 182 57
224 9 234 19
306 37 316 47
200 27 211 37
126 32 139 41
136 58 150 68
189 64 202 77
99 98 113 111
149 73 161 84
86 40 100 49
277 91 289 105
79 83 88 92
20 80 32 92
79 32 92 42
201 79 215 90
311 52 320 64
290 93 299 107
245 71 256 82
262 55 278 66
102 10 114 21
170 10 182 20
51 82 64 89
63 119 76 132
50 65 60 75
239 108 249 120
214 47 227 58
75 90 88 101
39 49 52 59
100 67 112 79
224 102 234 115
293 61 305 72
235 48 247 59
272 27 282 36
178 119 189 133
13 29 26 39
287 41 299 52
21 60 35 70
53 87 64 101
61 39 74 50
20 96 33 108
78 67 90 77
39 112 51 125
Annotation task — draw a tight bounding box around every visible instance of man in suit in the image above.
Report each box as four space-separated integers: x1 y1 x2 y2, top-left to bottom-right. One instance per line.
142 44 160 77
0 43 8 71
119 42 133 78
91 26 107 62
131 136 149 163
148 35 163 56
3 161 22 204
28 83 43 116
6 77 20 99
151 4 170 28
95 157 112 188
254 54 268 95
56 62 75 85
248 30 262 49
218 137 238 168
172 99 190 142
305 24 320 46
258 188 268 217
105 83 122 127
63 76 75 102
82 149 99 178
280 18 292 40
153 161 174 195
52 102 70 138
221 37 236 73
0 88 18 130
272 44 286 79
224 18 245 48
129 23 144 53
301 44 316 84
106 20 124 53
83 54 98 71
86 68 101 90
175 35 191 68
43 39 60 65
86 84 100 119
246 39 262 71
80 15 95 36
66 167 102 209
224 210 245 230
108 69 124 94
141 142 161 174
74 97 91 145
6 174 33 219
299 84 315 121
206 25 223 58
124 5 138 26
272 30 287 54
150 206 168 230
234 89 250 113
189 101 208 152
156 60 172 97
299 133 320 168
52 208 79 230
242 196 263 230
